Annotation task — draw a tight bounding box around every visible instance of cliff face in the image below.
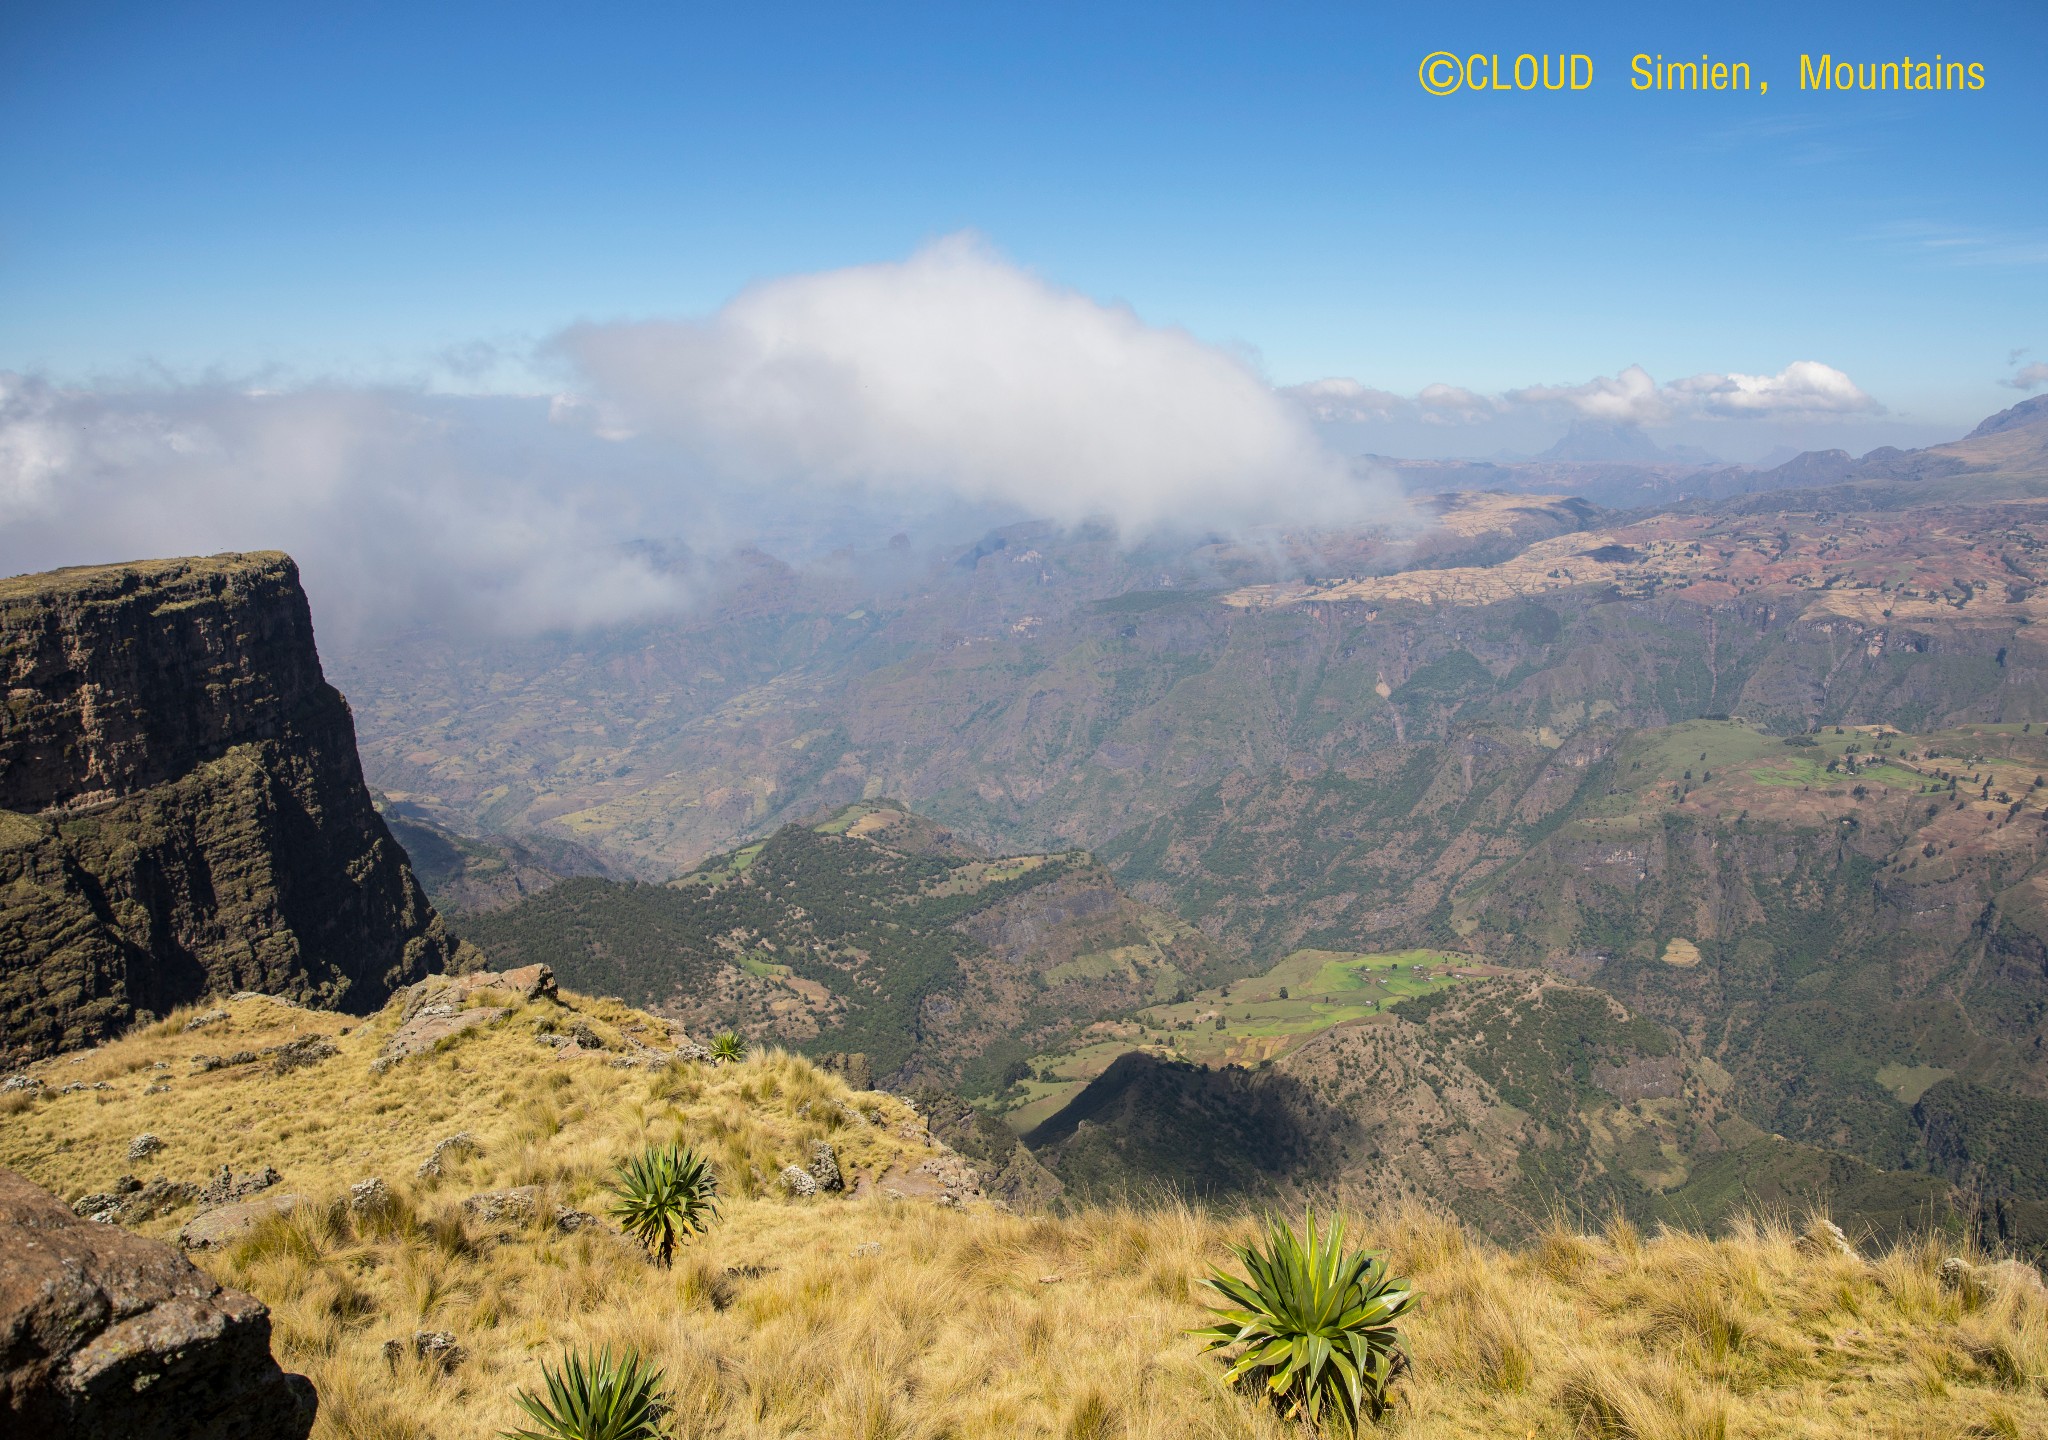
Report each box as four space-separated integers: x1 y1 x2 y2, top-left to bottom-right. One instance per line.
0 553 466 1060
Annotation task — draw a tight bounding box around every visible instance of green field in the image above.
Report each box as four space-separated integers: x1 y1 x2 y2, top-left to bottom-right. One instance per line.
994 947 1486 1132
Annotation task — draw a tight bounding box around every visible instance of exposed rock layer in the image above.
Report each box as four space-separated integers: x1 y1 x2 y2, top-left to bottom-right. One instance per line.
1 553 466 1060
0 1165 315 1439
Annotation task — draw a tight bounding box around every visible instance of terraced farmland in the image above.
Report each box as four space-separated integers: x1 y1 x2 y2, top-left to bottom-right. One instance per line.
993 946 1510 1132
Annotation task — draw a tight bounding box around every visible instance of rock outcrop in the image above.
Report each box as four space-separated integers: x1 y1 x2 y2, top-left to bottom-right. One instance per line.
0 1165 315 1438
0 553 471 1061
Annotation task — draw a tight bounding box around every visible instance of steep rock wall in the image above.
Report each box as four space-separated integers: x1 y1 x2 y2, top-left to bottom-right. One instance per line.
1 553 466 1060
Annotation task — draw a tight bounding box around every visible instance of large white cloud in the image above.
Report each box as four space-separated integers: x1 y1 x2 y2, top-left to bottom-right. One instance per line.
1289 360 1881 427
0 240 1402 635
553 235 1385 534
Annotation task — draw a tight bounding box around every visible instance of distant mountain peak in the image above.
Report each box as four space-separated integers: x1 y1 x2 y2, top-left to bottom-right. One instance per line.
1968 393 2048 440
1538 421 1714 465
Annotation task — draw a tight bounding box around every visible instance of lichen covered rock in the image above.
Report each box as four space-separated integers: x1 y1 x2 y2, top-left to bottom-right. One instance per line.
0 1166 315 1437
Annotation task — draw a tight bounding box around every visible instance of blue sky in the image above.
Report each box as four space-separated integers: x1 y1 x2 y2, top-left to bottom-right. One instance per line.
1 0 2042 451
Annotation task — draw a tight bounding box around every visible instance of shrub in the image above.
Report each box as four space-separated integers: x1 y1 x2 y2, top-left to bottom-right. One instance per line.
605 1142 719 1267
1193 1208 1416 1431
709 1031 747 1064
503 1345 665 1440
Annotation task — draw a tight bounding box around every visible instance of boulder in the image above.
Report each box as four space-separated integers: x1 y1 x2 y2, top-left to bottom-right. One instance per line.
177 1194 304 1251
381 1329 465 1373
0 1166 315 1438
808 1141 843 1192
415 1132 482 1181
461 1186 540 1226
127 1133 166 1162
460 1187 603 1234
780 1165 818 1199
497 964 557 1003
396 965 555 1025
265 1034 338 1075
372 1006 508 1073
347 1178 394 1220
197 1165 282 1206
72 1175 202 1226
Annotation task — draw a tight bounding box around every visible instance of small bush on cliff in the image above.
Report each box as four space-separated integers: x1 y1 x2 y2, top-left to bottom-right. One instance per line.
503 1346 665 1440
606 1141 719 1267
1194 1208 1416 1432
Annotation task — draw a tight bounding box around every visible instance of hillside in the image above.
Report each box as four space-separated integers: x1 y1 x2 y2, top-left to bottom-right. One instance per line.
1017 717 2048 1253
3 986 2044 1440
460 801 1234 1093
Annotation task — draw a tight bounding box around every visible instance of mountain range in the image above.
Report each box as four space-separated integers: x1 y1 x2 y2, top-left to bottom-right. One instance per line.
319 394 2048 1256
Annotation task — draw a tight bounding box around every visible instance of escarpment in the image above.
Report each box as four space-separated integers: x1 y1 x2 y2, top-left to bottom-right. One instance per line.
1 553 468 1061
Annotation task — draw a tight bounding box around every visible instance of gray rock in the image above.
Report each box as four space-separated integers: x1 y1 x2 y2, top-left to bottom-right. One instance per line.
461 1186 541 1226
0 1165 315 1439
264 1035 337 1075
808 1141 843 1192
176 1194 304 1251
126 1134 165 1162
1796 1218 1860 1261
1 1074 44 1093
457 1188 594 1234
382 1329 466 1372
192 1050 259 1072
181 1009 229 1032
372 1006 508 1073
346 1178 394 1219
566 1020 607 1050
197 1165 282 1207
780 1165 818 1199
72 1176 202 1226
415 1133 482 1181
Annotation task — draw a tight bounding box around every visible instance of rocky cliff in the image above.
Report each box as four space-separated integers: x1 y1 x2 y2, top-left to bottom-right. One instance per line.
1 553 467 1060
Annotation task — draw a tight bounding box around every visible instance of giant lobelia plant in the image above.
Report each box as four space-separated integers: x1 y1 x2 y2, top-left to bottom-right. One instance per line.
1193 1208 1416 1431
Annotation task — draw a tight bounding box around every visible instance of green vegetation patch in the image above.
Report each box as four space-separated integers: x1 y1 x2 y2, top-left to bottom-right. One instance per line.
1874 1062 1954 1104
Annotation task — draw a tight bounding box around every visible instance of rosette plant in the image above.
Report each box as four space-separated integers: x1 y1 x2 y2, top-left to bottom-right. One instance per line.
605 1141 719 1267
502 1346 665 1440
1193 1208 1416 1431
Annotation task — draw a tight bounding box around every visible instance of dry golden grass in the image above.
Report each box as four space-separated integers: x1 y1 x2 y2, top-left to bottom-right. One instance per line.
5 989 2047 1439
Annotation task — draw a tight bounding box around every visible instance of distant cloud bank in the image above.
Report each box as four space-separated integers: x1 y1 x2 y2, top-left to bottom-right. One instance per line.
0 237 1923 632
1287 361 1880 427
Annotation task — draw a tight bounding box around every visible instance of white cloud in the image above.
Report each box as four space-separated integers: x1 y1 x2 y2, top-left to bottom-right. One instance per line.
1415 384 1497 425
553 234 1387 535
1287 377 1408 424
1663 360 1878 416
0 375 694 639
1507 364 1667 423
2005 362 2048 392
1291 361 1880 428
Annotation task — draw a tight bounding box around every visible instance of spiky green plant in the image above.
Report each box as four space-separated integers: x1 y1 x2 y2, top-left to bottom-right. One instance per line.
708 1030 747 1063
502 1345 665 1440
605 1142 718 1267
1193 1209 1416 1432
